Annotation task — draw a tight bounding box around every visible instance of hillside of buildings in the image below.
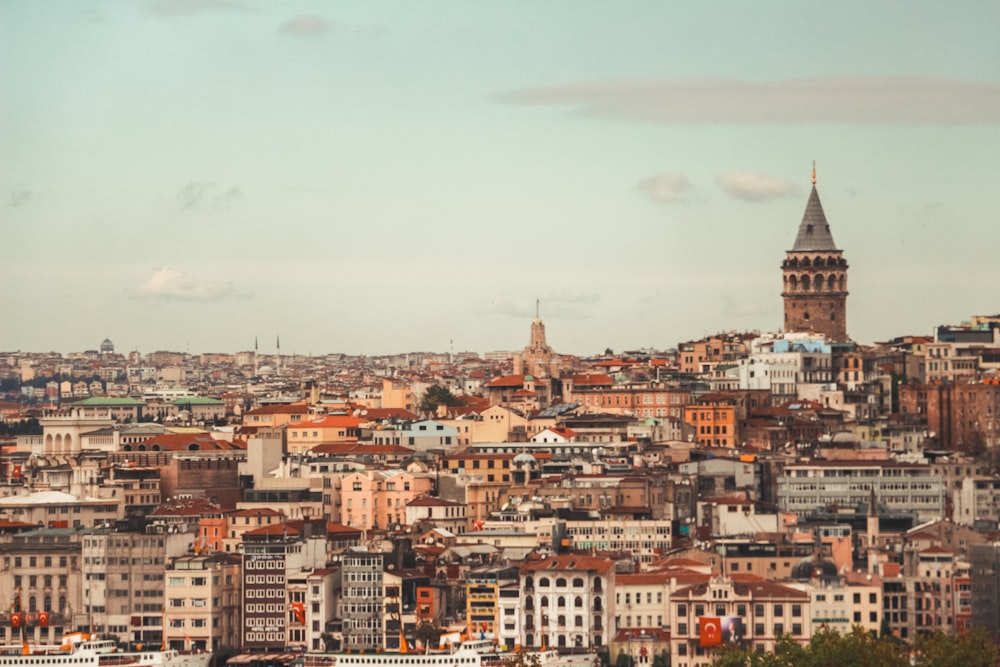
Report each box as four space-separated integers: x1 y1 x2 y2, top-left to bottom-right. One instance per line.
3 186 1000 665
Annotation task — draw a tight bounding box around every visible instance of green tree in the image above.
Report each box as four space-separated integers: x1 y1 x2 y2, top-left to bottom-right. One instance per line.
419 385 462 412
914 629 999 667
711 627 911 667
414 622 440 650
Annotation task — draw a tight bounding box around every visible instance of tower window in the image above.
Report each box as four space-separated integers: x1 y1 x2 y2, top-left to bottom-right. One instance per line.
804 312 810 321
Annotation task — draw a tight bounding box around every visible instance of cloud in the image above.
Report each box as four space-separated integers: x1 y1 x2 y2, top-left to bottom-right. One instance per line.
279 14 331 35
148 0 249 18
715 172 799 202
176 181 242 211
475 293 601 320
9 189 31 208
498 76 1000 125
132 267 251 301
637 172 692 204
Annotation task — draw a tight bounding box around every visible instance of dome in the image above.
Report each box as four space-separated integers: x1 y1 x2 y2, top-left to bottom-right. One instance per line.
791 555 839 581
513 453 537 465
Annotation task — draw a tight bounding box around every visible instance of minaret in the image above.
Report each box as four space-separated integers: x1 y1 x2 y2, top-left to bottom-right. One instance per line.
276 335 281 375
254 336 259 377
867 487 880 574
781 163 850 342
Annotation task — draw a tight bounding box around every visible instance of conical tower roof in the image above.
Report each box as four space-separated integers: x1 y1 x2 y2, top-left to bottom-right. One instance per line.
792 185 838 252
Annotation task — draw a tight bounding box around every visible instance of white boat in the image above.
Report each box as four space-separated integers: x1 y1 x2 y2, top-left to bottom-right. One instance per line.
0 637 212 667
299 637 597 667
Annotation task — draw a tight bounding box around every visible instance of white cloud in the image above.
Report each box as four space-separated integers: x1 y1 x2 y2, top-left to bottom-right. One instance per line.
148 0 249 17
279 14 331 35
176 181 242 211
637 172 692 204
8 189 31 208
474 293 601 319
499 76 1000 125
133 267 250 301
716 172 799 202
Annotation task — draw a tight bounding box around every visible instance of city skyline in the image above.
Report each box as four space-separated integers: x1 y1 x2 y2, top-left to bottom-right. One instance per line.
3 1 999 356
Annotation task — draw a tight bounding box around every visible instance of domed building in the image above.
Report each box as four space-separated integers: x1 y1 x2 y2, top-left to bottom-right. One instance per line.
100 338 114 354
512 452 540 484
790 552 840 584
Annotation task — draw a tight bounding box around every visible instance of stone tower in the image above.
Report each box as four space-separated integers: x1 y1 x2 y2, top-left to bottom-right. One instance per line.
782 168 849 342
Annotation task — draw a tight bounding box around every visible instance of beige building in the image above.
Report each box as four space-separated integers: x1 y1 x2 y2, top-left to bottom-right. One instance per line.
164 552 242 652
0 527 84 646
670 575 810 667
83 528 192 648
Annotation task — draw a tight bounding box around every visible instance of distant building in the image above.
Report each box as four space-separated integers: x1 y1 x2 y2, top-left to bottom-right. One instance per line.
782 171 850 342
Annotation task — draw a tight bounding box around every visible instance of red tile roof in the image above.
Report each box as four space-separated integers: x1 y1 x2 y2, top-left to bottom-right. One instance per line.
244 403 311 416
486 375 526 388
520 554 615 574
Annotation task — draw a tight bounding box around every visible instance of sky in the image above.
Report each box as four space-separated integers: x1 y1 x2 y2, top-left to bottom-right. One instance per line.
2 1 999 357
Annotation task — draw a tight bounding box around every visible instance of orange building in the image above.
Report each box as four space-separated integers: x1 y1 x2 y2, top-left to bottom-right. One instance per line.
684 401 737 448
286 414 365 454
242 402 311 429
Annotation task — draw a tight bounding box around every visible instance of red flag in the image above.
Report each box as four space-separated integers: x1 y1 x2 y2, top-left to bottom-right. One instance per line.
11 613 22 628
38 612 49 627
699 617 722 648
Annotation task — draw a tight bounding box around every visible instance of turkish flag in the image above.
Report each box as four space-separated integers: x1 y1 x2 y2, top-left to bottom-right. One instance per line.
11 613 22 628
699 617 722 648
39 612 49 627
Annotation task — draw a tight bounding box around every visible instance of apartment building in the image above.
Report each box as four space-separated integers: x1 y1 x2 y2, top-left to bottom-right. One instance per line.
340 551 384 651
777 460 946 523
0 527 83 647
164 552 241 652
520 555 616 651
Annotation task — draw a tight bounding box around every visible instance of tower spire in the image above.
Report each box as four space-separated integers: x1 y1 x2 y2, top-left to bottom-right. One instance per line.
812 161 816 185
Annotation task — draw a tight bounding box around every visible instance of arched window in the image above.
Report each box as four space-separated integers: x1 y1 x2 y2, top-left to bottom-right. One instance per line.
28 596 37 612
801 275 811 291
58 596 67 613
557 616 566 628
789 275 799 292
801 257 811 267
540 596 549 607
525 596 534 611
593 597 603 611
43 596 51 612
575 596 583 608
575 616 583 627
814 274 824 291
557 596 566 608
555 578 567 588
539 578 550 588
593 577 602 593
572 578 584 588
525 576 534 590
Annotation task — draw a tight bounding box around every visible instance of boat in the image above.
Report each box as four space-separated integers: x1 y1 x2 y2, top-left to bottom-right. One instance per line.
298 634 598 667
0 633 212 667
